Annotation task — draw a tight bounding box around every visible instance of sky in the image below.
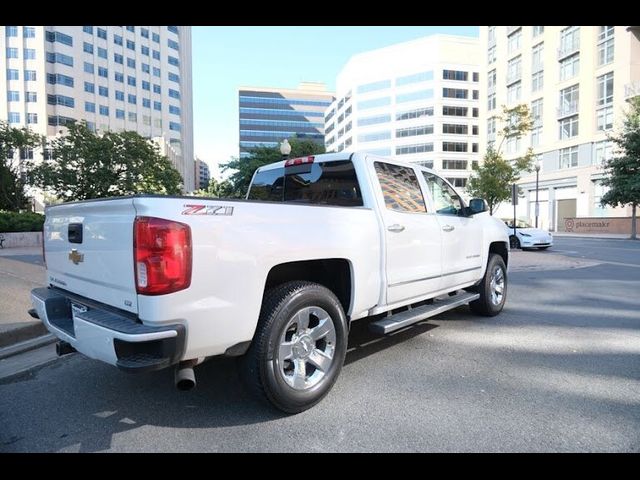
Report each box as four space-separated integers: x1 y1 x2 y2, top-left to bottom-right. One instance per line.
192 26 479 178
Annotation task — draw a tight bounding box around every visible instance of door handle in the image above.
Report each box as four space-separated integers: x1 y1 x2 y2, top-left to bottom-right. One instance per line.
387 224 405 233
442 225 455 232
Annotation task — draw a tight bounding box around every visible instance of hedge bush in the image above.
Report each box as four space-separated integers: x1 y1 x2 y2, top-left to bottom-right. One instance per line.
0 211 45 233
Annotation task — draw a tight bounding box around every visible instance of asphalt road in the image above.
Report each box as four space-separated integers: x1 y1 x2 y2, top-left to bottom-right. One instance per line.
1 237 639 452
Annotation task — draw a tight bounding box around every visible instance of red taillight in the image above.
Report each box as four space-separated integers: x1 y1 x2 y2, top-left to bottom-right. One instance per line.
133 216 192 295
284 156 314 167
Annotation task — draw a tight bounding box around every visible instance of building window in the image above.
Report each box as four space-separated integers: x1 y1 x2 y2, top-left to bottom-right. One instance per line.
7 91 19 102
559 26 580 57
141 45 149 56
507 82 521 104
47 94 74 108
559 115 579 139
6 47 18 58
442 88 468 99
531 98 543 147
22 26 35 38
142 63 150 73
395 125 433 138
487 117 497 143
128 94 136 104
597 106 614 131
8 112 20 123
507 55 522 84
473 72 479 82
168 39 179 50
168 72 180 83
127 75 136 86
7 69 19 80
442 142 468 152
97 28 106 40
168 55 180 67
594 140 614 166
169 122 181 131
169 105 181 115
115 90 124 101
84 62 94 74
152 32 160 43
153 50 160 60
488 45 497 64
154 84 162 94
443 124 468 135
114 53 123 64
98 86 108 97
508 28 522 54
83 26 93 34
46 30 73 46
141 28 149 38
99 105 109 116
487 93 496 111
126 39 135 50
6 26 18 37
46 52 73 66
27 113 38 124
559 54 580 81
114 34 123 46
442 160 468 170
446 178 468 189
597 26 614 66
24 70 36 81
127 58 135 68
532 71 544 93
153 67 161 77
168 88 179 99
596 72 614 107
142 80 150 90
143 115 151 126
443 70 468 81
559 84 580 117
358 131 391 142
396 108 432 122
142 98 151 108
114 72 124 83
128 112 137 122
85 102 96 113
98 66 108 78
26 92 37 102
559 146 579 168
154 118 162 128
84 81 95 93
168 26 179 34
98 47 107 59
126 26 135 33
488 69 497 90
154 101 162 111
83 41 94 54
395 143 434 155
116 109 125 119
488 26 496 45
24 48 36 60
46 73 73 87
506 136 521 154
533 26 544 37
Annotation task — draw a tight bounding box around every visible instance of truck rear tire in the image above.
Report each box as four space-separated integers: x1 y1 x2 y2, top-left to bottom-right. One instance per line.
238 281 348 414
469 253 507 317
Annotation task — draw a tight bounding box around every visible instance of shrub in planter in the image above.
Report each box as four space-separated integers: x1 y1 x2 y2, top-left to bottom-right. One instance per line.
0 211 45 233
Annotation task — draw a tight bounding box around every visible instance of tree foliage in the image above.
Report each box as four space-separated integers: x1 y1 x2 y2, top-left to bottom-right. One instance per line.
601 97 640 239
191 177 236 198
31 122 183 202
466 104 535 215
220 137 326 198
0 121 43 211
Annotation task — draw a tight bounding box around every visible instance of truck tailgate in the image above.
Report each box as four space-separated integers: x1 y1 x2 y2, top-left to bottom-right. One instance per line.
43 198 138 314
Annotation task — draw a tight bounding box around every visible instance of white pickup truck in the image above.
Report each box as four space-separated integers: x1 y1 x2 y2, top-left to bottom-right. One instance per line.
31 152 509 413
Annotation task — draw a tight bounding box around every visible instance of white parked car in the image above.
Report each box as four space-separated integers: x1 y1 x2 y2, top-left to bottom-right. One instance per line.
502 219 553 250
31 152 510 413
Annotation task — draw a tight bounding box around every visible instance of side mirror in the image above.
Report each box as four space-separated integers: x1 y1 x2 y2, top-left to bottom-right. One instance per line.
468 198 487 215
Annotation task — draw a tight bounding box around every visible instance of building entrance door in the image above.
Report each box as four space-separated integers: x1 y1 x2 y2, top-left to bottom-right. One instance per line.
556 199 577 231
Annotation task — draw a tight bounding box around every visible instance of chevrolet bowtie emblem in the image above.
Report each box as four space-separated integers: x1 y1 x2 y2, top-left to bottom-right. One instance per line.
68 249 84 265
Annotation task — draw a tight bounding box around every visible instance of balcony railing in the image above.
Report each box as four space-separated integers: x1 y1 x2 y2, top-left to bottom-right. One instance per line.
624 80 640 100
557 101 579 118
557 41 580 60
507 26 521 35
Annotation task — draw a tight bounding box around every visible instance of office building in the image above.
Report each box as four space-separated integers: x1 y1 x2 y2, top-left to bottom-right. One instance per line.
480 26 639 232
238 82 334 158
1 25 195 191
325 35 481 189
195 157 210 189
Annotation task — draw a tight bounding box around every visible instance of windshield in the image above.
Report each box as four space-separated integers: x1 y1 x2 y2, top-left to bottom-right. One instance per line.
503 219 532 228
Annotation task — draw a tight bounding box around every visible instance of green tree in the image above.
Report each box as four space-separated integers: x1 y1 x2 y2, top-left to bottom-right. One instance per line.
0 121 43 211
601 97 640 240
192 176 235 198
467 104 535 215
220 137 326 198
31 122 182 202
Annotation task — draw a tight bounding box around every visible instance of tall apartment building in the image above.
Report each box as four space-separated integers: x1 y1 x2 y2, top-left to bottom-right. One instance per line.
480 26 640 232
195 157 210 189
1 25 195 191
325 35 481 190
238 82 334 158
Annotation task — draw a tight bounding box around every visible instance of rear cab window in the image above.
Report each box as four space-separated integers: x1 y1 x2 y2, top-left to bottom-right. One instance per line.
247 160 363 207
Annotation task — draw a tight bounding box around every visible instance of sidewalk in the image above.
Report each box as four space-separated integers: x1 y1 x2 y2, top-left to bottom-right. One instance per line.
0 246 48 349
552 232 635 240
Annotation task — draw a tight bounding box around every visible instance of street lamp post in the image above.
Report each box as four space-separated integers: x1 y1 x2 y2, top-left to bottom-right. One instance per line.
535 160 541 228
280 138 291 161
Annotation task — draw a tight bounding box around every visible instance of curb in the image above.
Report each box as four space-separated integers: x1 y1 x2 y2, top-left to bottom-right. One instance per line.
0 322 48 350
0 333 56 361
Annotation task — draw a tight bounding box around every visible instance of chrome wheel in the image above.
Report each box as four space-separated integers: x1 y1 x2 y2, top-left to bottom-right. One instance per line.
277 306 336 391
489 266 505 306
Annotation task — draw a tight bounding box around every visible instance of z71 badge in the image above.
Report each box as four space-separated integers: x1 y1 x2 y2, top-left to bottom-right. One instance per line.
182 204 234 216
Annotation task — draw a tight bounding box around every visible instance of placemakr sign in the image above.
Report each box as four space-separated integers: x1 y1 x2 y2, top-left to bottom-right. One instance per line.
564 217 632 234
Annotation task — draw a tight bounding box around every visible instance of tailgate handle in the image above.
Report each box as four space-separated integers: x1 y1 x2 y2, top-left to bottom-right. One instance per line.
68 223 83 244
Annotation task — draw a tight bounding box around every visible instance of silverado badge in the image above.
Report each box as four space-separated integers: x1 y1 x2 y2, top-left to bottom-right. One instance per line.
68 249 84 265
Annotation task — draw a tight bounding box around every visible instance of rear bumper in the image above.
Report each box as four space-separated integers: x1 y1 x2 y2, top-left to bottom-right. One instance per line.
30 287 185 373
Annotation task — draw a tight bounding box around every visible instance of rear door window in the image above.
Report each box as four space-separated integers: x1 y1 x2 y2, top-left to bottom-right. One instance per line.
374 161 427 213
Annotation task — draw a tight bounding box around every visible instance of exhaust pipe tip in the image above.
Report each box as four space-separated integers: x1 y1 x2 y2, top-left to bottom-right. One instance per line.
175 365 196 391
56 340 76 356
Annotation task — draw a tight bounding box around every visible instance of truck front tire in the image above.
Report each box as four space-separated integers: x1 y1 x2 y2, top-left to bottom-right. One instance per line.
468 253 507 317
238 281 348 414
